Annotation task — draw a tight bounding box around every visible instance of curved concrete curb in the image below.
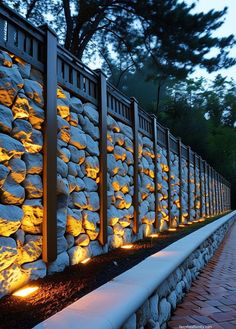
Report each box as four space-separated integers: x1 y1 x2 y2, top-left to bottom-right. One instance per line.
34 211 236 329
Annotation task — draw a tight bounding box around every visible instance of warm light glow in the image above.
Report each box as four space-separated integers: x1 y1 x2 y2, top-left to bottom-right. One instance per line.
187 222 193 225
149 234 159 238
121 244 133 249
168 228 177 232
13 286 39 297
81 257 91 264
198 218 205 222
178 224 186 227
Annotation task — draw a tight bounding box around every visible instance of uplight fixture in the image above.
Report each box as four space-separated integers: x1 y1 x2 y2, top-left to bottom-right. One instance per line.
149 234 159 238
13 286 39 298
81 257 91 264
121 244 133 249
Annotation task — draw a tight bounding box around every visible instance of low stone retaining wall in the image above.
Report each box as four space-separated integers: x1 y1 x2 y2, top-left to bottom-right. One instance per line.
35 211 236 329
122 215 235 329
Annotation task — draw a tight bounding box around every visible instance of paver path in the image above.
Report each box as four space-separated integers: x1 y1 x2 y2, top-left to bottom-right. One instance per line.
168 221 236 329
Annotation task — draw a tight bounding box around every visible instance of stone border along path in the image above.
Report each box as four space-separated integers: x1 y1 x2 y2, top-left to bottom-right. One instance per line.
168 218 236 329
34 211 236 329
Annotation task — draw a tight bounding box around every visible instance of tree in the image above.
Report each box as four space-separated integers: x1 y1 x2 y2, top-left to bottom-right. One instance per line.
1 0 235 79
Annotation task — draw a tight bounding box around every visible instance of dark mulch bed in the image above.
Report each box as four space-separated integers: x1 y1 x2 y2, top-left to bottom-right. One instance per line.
0 215 224 329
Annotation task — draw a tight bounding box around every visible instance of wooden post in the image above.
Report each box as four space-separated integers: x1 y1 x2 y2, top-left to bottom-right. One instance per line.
204 161 208 217
220 175 223 213
215 171 219 214
218 173 221 214
194 153 197 219
211 167 215 216
187 146 191 222
222 177 225 212
42 25 57 262
166 128 172 227
213 170 219 215
152 115 159 230
199 157 203 218
97 70 108 245
178 138 183 224
208 164 212 217
131 97 139 234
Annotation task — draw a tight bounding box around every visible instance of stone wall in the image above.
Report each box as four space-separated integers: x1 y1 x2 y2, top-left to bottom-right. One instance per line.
121 216 235 329
0 48 230 298
0 50 45 297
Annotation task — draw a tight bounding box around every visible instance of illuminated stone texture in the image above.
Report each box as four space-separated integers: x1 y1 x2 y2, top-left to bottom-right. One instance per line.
0 51 45 298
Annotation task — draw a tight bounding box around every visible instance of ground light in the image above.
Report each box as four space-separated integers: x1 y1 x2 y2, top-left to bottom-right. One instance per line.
13 286 39 298
81 257 91 264
178 224 186 227
149 234 159 238
198 218 205 222
168 228 177 232
121 244 133 249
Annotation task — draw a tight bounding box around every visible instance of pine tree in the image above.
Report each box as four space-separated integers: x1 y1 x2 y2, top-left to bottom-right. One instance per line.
1 0 235 78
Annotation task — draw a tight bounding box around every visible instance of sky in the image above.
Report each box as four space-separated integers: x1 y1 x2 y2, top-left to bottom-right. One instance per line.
184 0 236 81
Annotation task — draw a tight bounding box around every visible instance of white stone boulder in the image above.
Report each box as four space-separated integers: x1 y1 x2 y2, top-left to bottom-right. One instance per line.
66 208 83 236
0 104 13 133
70 96 83 114
68 245 90 265
86 135 99 156
82 210 99 230
8 158 26 183
72 191 87 209
0 65 24 107
0 164 9 188
0 237 17 272
23 152 43 174
48 252 69 275
18 235 42 265
86 192 99 211
1 176 25 205
57 157 68 178
12 92 30 119
23 174 43 198
0 204 23 236
0 263 28 298
24 79 43 107
28 100 45 128
85 156 99 179
69 126 87 149
83 103 99 124
75 233 90 247
22 259 46 280
21 199 43 234
0 133 25 162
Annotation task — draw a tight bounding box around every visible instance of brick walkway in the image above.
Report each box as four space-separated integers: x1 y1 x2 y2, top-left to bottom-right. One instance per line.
168 221 236 329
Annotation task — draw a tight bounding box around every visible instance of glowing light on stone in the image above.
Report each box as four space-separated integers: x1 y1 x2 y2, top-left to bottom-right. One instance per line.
81 257 91 264
149 234 159 238
168 228 177 232
178 224 186 227
13 286 39 297
121 244 133 249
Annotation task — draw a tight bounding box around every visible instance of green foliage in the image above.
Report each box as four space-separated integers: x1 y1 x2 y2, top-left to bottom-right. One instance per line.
2 0 236 78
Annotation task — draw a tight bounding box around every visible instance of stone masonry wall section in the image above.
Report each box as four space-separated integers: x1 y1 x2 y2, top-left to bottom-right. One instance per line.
0 48 230 298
